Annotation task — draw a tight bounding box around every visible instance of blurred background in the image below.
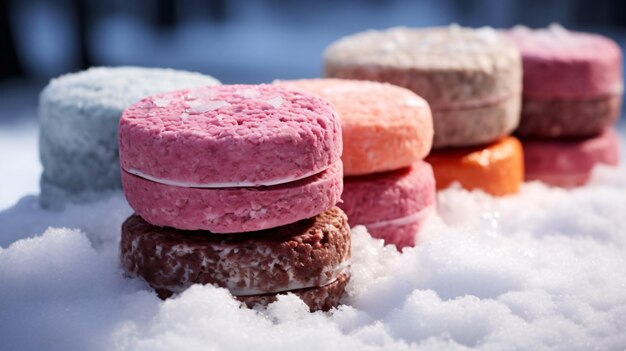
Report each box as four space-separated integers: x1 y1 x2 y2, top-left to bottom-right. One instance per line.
1 0 626 206
3 0 626 84
3 0 626 119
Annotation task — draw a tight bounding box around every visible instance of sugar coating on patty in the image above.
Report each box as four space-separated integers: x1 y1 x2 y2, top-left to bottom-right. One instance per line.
426 136 524 196
119 85 342 185
324 25 521 109
506 24 623 98
121 161 343 233
39 66 220 208
120 207 351 297
276 79 433 175
340 161 436 226
523 129 620 187
326 25 512 70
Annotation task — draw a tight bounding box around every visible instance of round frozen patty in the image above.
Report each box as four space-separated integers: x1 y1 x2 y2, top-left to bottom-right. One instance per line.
119 84 342 186
516 94 621 138
39 66 220 209
523 128 620 187
339 161 436 249
120 207 351 311
324 25 522 148
121 161 343 233
275 79 433 176
505 25 622 100
426 136 524 196
505 25 623 138
119 84 343 232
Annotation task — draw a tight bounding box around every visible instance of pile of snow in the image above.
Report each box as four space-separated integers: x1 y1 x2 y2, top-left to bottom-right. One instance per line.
1 165 626 350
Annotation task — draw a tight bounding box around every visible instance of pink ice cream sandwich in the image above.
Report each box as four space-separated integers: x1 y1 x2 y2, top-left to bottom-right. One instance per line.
340 161 436 249
275 79 436 249
506 25 623 138
119 85 343 232
523 128 620 187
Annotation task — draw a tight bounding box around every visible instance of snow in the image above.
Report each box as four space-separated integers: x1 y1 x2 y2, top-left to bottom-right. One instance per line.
2 147 626 349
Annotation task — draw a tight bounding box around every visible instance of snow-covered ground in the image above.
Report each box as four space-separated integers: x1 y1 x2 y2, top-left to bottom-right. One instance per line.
1 119 626 350
0 120 41 209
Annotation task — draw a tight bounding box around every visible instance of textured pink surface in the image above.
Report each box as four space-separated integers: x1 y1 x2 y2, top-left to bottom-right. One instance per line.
339 161 436 246
523 129 620 187
506 26 623 99
121 162 343 233
119 85 342 185
368 218 426 250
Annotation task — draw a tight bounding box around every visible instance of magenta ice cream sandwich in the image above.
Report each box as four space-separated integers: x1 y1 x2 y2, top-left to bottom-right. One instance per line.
121 207 351 311
119 85 343 233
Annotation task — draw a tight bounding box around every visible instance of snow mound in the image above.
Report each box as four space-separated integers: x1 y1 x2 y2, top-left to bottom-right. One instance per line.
1 166 626 350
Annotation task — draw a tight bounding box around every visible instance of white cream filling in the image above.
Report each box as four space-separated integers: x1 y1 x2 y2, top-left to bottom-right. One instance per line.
365 205 435 228
154 260 351 296
124 163 332 188
228 260 350 296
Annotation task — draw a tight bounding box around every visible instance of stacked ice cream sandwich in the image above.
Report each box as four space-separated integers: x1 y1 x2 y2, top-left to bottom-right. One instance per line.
506 25 622 187
118 84 351 311
324 25 525 196
276 79 435 249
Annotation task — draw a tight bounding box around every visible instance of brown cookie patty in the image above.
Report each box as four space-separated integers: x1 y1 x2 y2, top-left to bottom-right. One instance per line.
120 207 351 310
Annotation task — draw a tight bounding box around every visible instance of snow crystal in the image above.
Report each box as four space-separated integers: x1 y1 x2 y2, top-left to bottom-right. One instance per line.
548 23 568 36
448 23 461 33
404 98 425 107
476 26 498 44
188 100 230 114
151 96 171 108
266 96 284 108
236 88 261 99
